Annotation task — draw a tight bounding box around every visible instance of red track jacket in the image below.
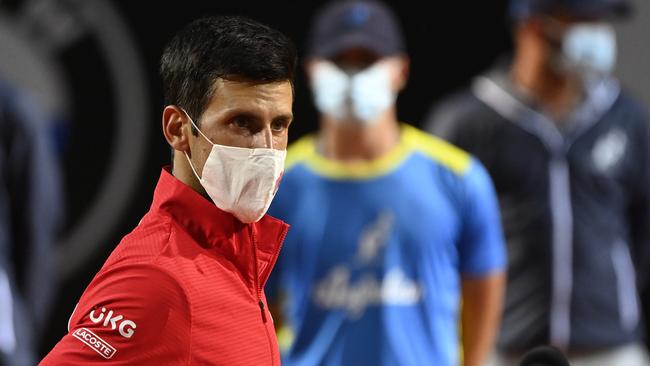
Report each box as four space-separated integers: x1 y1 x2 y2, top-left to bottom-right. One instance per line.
40 167 288 365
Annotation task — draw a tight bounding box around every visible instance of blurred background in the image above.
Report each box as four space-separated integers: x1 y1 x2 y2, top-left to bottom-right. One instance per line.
0 0 648 360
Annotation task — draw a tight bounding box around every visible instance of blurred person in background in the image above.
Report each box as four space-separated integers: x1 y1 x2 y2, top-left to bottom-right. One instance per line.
425 0 650 365
267 1 507 365
0 80 63 366
40 15 296 364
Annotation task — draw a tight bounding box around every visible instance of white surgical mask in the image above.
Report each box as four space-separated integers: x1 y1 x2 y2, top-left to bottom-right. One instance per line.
560 22 617 76
311 60 396 123
181 110 286 223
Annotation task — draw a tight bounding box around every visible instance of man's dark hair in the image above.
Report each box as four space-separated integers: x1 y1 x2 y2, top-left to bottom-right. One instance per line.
160 15 297 123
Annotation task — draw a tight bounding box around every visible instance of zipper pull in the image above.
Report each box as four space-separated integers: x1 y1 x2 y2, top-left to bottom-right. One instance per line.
259 300 267 323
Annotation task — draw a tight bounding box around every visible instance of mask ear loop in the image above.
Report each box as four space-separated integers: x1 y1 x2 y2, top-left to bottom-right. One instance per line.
179 107 213 181
179 108 215 145
183 151 203 182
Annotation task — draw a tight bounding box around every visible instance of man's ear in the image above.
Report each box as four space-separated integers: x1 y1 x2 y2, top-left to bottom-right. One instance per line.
393 55 410 91
525 15 549 40
303 59 318 87
162 105 190 154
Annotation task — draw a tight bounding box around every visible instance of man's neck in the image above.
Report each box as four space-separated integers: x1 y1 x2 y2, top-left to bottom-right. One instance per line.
172 154 209 198
317 109 401 162
510 53 583 121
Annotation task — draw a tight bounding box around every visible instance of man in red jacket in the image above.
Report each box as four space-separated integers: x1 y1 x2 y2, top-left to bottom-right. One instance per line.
40 15 297 365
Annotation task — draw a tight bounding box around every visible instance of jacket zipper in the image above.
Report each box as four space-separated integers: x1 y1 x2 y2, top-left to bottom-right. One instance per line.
548 156 573 349
252 224 289 318
249 227 267 321
250 224 288 365
259 299 267 323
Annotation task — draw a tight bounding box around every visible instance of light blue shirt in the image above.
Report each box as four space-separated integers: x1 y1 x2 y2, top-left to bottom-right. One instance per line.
267 124 506 366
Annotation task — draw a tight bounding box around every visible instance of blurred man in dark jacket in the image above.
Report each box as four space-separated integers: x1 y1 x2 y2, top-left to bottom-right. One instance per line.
0 80 63 366
426 0 650 365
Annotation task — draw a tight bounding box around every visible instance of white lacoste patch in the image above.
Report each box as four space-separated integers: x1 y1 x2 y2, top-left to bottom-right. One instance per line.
73 327 117 359
592 128 627 173
89 307 137 338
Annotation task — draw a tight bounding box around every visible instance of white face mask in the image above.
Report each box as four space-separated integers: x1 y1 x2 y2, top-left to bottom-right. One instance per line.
560 22 617 76
311 60 396 123
181 110 286 223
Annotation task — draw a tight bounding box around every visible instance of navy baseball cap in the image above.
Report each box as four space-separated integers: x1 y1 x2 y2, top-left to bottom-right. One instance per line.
509 0 632 20
305 0 406 59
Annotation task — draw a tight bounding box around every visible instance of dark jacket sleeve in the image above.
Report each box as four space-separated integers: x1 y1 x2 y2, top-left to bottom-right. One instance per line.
0 83 64 364
3 86 64 330
625 97 650 291
424 92 472 146
424 90 501 170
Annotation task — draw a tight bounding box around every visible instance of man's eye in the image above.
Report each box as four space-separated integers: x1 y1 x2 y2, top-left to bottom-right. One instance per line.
271 121 287 131
232 118 250 129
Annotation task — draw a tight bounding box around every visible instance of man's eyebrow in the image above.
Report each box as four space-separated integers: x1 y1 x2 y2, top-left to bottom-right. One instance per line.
224 110 293 124
220 110 263 122
273 113 294 122
227 110 258 118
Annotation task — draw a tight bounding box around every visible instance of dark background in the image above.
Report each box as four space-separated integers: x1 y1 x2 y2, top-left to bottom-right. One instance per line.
19 0 612 356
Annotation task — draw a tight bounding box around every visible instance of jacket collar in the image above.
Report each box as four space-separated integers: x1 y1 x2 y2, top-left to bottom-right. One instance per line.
150 167 289 289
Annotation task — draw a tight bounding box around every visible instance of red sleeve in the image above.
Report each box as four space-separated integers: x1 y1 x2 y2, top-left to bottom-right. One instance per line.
39 263 191 365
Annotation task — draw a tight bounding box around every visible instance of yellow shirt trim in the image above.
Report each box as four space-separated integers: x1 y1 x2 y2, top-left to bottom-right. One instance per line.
286 124 471 179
